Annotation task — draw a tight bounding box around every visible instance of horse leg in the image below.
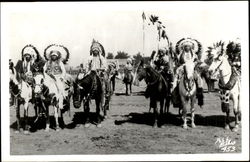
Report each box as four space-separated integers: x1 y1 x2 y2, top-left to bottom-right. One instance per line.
60 108 65 129
23 102 30 134
181 96 188 129
190 97 196 128
130 83 132 95
159 99 165 128
84 101 90 128
152 100 158 128
125 84 128 95
45 102 50 132
224 109 230 130
164 97 170 115
232 95 240 132
54 106 60 131
15 100 21 133
112 79 115 92
96 99 102 128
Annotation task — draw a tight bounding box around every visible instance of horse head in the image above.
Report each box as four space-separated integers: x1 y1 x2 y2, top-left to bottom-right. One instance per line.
183 60 195 91
33 73 46 99
207 41 230 78
135 60 147 82
72 78 83 108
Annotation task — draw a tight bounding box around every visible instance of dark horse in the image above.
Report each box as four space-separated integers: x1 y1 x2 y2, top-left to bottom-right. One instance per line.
123 68 133 95
135 60 169 128
73 71 105 128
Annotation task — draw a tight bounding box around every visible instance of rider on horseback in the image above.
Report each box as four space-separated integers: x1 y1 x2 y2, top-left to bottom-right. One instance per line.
43 44 69 110
15 45 40 85
86 39 110 106
173 38 204 108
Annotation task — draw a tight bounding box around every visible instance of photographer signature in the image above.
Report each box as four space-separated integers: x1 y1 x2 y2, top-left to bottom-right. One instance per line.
215 137 236 152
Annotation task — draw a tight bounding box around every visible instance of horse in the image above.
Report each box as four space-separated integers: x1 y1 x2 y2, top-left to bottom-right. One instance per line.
123 67 133 95
73 70 105 128
33 73 74 131
207 41 241 132
149 49 175 115
177 60 197 129
9 68 33 134
135 60 169 128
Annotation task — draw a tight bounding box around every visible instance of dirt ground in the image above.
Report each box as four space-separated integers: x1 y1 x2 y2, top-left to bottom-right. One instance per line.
10 79 241 155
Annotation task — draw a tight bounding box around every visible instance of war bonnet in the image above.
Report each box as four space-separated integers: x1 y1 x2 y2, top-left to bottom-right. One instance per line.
175 38 202 56
21 44 39 60
44 44 70 64
90 39 105 57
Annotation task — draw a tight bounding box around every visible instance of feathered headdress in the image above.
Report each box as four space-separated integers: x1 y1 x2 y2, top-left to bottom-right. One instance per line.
90 39 105 57
175 38 202 56
21 44 39 61
44 44 70 64
206 41 225 59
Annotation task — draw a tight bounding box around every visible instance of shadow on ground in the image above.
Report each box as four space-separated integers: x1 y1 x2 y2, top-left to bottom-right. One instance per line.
114 112 234 128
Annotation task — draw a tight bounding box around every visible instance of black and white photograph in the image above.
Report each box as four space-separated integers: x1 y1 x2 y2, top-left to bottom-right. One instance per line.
1 1 249 161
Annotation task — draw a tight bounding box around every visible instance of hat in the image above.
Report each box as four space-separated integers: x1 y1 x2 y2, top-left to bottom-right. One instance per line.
44 44 70 63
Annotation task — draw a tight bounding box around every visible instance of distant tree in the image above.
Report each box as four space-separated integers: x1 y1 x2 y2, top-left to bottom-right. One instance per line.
133 52 143 65
114 51 129 59
106 52 114 59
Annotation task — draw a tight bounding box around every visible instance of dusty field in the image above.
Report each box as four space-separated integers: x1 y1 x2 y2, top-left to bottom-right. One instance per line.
10 80 241 155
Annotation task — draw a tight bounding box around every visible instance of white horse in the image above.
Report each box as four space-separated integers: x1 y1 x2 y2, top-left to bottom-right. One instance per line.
9 68 33 134
33 73 73 131
178 60 197 129
208 41 241 132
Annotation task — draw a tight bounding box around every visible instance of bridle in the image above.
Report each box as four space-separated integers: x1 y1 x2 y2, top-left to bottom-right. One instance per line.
183 65 195 94
211 57 231 78
146 67 161 86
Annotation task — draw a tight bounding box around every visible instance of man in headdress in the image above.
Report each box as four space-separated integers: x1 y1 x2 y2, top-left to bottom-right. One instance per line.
15 45 39 84
87 40 110 106
173 38 204 107
108 61 118 92
43 44 68 110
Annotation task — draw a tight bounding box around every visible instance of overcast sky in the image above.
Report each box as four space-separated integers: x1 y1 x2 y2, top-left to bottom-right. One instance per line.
2 1 248 66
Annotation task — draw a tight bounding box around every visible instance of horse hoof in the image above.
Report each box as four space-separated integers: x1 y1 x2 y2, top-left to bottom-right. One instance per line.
153 124 158 128
45 128 50 132
23 130 29 134
183 125 188 129
84 123 90 128
224 125 230 130
191 124 196 128
97 124 102 128
160 125 165 129
14 130 20 134
55 128 60 132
